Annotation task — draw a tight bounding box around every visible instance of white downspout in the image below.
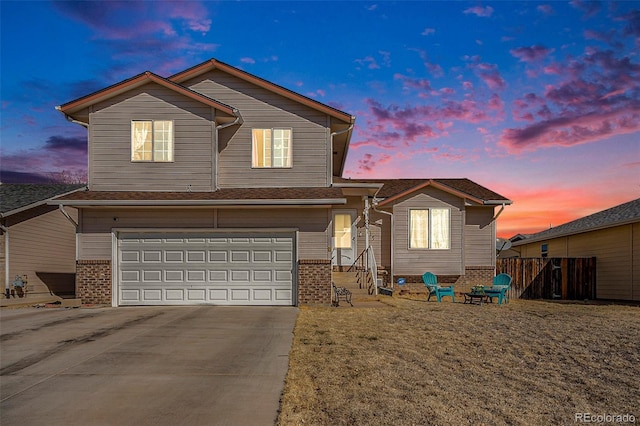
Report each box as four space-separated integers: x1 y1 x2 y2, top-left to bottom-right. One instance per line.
492 203 506 221
372 186 394 289
59 205 78 228
214 109 243 190
1 224 9 298
329 122 354 184
491 203 506 277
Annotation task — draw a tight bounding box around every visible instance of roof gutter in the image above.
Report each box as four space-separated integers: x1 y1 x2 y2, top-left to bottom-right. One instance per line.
214 109 243 190
55 106 89 128
50 198 347 207
484 200 512 205
0 224 8 296
59 205 78 229
330 121 355 181
492 203 507 221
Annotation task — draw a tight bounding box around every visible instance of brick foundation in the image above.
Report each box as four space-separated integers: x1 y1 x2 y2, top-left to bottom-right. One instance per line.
393 266 495 296
461 266 495 293
76 260 112 305
298 259 332 305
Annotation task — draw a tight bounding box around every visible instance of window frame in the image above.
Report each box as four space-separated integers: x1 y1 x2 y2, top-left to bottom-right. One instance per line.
408 208 451 250
251 127 293 169
131 119 174 163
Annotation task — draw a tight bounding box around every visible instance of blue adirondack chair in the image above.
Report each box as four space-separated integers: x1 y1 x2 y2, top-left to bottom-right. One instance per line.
422 272 455 302
485 273 512 305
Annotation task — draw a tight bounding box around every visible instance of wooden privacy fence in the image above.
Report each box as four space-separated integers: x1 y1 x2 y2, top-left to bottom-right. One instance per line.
496 257 596 300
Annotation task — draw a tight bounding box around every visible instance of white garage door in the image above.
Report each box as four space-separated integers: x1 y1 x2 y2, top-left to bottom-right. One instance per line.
117 232 295 306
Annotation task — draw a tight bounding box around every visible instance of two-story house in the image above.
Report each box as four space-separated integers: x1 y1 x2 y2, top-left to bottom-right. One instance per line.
53 58 511 307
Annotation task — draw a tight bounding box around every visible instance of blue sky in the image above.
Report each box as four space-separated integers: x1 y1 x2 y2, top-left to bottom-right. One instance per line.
1 0 639 236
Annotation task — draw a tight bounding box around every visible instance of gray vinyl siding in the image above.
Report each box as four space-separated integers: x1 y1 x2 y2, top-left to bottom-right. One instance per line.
78 233 113 260
216 208 330 259
464 207 496 267
392 190 464 276
78 207 330 261
183 70 330 188
7 209 77 294
88 83 215 191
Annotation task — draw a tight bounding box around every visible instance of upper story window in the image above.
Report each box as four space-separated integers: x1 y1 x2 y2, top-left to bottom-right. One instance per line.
252 128 292 168
409 208 450 249
131 120 174 162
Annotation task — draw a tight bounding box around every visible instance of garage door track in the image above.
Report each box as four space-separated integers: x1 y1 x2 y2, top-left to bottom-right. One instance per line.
0 306 298 426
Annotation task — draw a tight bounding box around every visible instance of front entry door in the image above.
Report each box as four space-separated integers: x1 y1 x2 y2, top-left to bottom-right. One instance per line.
332 211 357 268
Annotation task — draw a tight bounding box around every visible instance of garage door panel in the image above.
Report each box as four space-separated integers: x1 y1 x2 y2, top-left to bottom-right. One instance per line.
121 251 140 262
187 289 206 301
186 251 206 262
143 270 162 282
231 251 250 262
118 232 295 306
165 251 184 262
209 270 229 281
231 289 250 301
230 270 250 282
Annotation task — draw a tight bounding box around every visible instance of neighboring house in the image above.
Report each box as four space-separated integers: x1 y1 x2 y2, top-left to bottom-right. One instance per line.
52 58 511 307
1 184 83 305
512 198 640 301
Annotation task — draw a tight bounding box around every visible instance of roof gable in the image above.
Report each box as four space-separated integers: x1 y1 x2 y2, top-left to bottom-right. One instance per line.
334 177 511 205
57 71 237 118
169 58 354 125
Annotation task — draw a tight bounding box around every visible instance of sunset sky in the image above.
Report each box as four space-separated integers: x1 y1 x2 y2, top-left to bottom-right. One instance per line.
1 1 638 238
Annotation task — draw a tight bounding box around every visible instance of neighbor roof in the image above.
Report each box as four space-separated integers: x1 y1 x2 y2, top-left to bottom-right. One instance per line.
333 177 511 205
1 184 85 216
512 198 640 245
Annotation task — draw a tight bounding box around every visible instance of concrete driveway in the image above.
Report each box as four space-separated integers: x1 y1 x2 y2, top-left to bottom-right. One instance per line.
0 305 298 426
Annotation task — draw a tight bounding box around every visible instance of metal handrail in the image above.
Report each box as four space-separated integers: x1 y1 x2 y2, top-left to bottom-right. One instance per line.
347 246 378 295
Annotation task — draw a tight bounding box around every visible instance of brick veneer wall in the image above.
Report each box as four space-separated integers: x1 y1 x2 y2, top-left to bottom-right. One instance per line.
461 266 495 293
76 260 111 305
298 259 331 305
394 266 495 296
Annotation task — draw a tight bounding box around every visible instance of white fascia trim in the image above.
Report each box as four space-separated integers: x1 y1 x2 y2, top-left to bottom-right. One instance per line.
113 227 299 234
50 198 347 207
332 182 383 189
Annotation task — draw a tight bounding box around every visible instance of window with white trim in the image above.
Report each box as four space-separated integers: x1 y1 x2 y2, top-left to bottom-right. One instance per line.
409 208 450 249
252 128 292 168
131 120 174 162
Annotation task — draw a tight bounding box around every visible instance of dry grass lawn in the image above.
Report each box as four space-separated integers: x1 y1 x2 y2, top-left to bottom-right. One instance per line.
277 297 639 425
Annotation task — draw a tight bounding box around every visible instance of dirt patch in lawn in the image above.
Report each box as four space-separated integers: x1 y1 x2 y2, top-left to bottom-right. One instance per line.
277 297 639 425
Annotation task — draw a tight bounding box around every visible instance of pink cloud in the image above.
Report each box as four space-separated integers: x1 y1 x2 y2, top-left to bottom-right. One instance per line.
394 73 432 92
499 108 640 153
355 56 380 69
422 28 436 36
240 57 256 64
473 63 506 90
510 45 554 62
537 4 555 15
463 6 494 17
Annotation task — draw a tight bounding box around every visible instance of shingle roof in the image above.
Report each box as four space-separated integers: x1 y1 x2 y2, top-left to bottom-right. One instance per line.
53 187 346 205
0 184 85 215
513 198 640 244
333 177 510 203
